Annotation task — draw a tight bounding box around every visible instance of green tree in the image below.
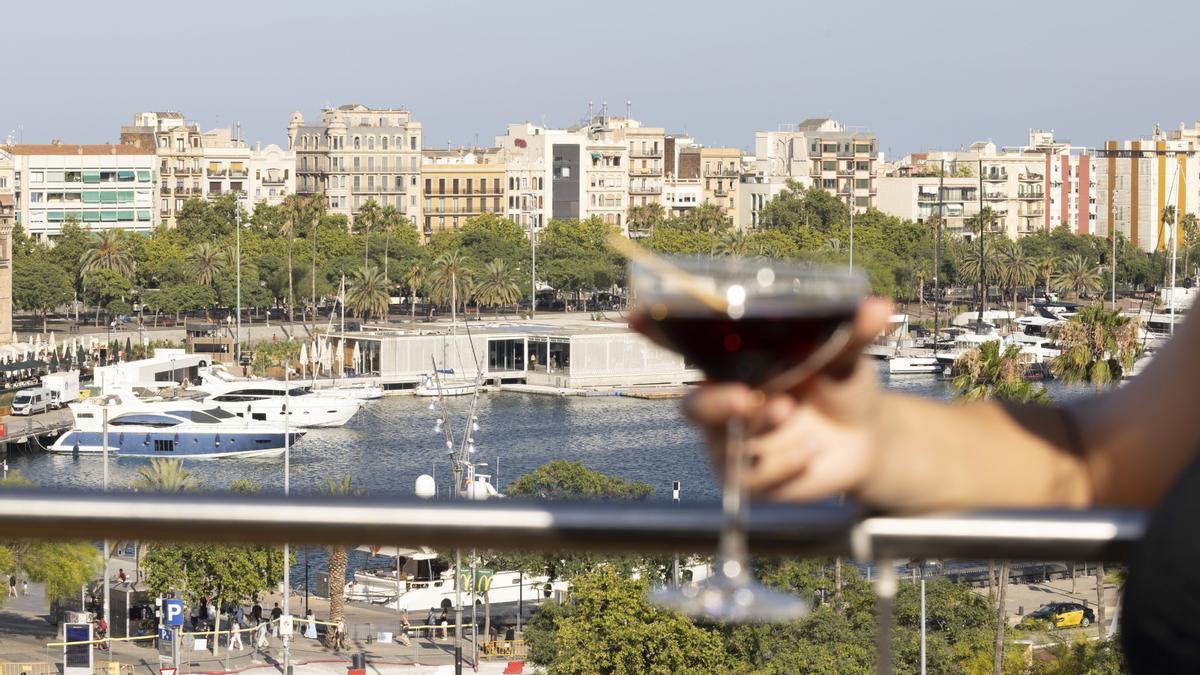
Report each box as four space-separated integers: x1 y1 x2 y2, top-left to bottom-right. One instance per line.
402 260 427 323
473 258 521 315
0 471 103 609
280 193 306 323
539 217 623 305
995 238 1036 311
506 460 652 500
306 193 328 329
80 229 135 277
345 266 389 320
82 268 134 324
539 568 725 675
130 458 200 492
356 198 381 270
432 248 473 322
758 182 849 233
953 341 1052 403
188 242 226 288
1052 304 1139 391
1053 254 1104 299
13 258 73 332
1033 254 1058 296
627 202 667 238
1181 212 1199 281
318 475 364 651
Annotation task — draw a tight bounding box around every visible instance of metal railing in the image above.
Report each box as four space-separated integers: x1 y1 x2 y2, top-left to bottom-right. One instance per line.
0 489 1144 561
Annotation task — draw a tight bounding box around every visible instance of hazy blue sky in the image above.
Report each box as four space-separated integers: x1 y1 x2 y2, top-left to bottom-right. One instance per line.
4 1 1198 158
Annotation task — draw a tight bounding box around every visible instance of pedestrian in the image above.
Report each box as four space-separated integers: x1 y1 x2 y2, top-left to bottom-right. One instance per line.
21 579 28 596
397 609 411 647
255 617 269 649
251 600 263 624
438 607 449 640
270 602 282 636
228 618 244 651
207 601 217 627
117 568 127 584
190 602 200 630
303 609 317 640
234 604 244 627
7 574 15 597
425 607 438 641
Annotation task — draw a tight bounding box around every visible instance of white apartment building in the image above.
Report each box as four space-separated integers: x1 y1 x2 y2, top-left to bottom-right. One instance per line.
120 112 203 227
753 118 880 217
289 104 422 225
1095 124 1200 252
8 143 158 239
496 122 549 234
876 176 982 235
248 142 295 207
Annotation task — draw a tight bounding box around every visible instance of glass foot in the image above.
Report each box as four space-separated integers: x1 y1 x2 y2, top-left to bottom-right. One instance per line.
650 573 809 624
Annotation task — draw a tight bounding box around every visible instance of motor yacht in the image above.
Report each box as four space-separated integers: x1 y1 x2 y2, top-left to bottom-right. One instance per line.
47 391 301 458
196 369 364 428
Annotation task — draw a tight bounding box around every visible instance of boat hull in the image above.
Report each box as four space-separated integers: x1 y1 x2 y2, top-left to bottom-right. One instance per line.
47 430 302 459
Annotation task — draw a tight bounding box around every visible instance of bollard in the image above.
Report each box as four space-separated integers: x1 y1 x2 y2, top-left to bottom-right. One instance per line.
1018 606 1024 616
348 651 367 675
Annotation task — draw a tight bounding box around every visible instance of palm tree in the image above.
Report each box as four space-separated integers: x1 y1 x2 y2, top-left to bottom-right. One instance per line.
281 194 306 323
1051 304 1140 391
627 202 666 238
995 239 1036 313
432 249 473 324
953 340 1051 403
356 199 382 270
319 475 364 651
189 243 226 288
345 266 389 320
1052 254 1103 299
1033 255 1058 297
403 262 427 323
713 231 750 257
80 230 135 277
1181 212 1199 282
379 204 403 289
963 208 1000 323
1050 303 1138 639
307 193 327 331
473 259 521 316
129 458 200 492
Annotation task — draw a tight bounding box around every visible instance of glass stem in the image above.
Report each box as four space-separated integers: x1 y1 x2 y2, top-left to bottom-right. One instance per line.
718 416 749 583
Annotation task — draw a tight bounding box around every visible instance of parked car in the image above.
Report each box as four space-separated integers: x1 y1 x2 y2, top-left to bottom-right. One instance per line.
11 387 53 416
1019 602 1095 630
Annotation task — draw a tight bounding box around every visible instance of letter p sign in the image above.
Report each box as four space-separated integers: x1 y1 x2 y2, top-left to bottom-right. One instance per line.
163 599 184 626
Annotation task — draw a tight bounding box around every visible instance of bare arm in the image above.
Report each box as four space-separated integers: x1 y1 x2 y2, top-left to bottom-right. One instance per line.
687 298 1200 513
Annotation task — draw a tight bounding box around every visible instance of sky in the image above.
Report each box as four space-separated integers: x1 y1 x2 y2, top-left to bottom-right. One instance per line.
4 0 1199 159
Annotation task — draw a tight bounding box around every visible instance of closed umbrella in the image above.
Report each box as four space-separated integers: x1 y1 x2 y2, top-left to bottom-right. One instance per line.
299 342 309 379
352 342 361 374
49 332 57 358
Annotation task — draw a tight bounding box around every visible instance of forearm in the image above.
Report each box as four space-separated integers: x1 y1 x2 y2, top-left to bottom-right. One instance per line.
855 392 1092 512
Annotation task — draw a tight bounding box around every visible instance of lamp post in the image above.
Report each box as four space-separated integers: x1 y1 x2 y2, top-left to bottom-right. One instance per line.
1110 188 1120 311
235 195 244 364
523 192 538 319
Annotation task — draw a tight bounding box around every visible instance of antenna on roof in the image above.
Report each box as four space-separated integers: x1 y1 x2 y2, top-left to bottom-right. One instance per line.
588 100 593 120
626 100 632 120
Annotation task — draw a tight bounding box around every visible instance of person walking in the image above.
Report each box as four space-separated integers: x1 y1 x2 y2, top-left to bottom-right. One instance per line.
270 602 282 637
7 574 15 597
303 609 317 640
255 617 269 649
21 579 28 596
251 601 263 625
397 609 411 647
228 617 244 651
425 607 438 641
438 607 449 641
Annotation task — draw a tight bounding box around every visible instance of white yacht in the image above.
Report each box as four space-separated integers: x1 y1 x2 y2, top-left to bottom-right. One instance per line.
196 370 364 428
313 380 384 401
48 390 301 459
414 373 479 397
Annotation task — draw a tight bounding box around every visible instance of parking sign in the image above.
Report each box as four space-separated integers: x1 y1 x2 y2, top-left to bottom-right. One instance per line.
162 599 184 626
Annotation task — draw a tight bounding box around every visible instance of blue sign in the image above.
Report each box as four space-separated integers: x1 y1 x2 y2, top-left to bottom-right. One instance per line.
158 627 173 642
162 599 184 626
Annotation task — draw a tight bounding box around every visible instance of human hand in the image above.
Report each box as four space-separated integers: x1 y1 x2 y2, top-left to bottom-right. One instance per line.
684 298 892 502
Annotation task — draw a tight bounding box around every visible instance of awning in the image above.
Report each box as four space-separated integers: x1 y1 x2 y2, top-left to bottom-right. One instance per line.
0 359 46 373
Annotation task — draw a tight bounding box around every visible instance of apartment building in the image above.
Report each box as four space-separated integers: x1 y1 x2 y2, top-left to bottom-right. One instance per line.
884 132 1090 240
663 135 701 220
248 142 295 207
120 112 204 227
697 147 743 220
0 147 12 345
495 123 548 234
625 124 665 209
289 104 422 225
753 118 879 216
1095 123 1200 252
7 143 157 239
420 149 505 241
876 175 981 234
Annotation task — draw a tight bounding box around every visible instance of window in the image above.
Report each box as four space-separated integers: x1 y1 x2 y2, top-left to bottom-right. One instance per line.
367 136 375 150
353 136 361 149
367 157 374 171
410 136 417 150
381 157 388 171
396 176 404 189
176 138 184 152
439 178 446 194
353 176 361 190
353 157 361 170
425 178 432 194
30 172 43 183
381 136 388 150
367 176 374 190
452 179 459 194
822 161 836 171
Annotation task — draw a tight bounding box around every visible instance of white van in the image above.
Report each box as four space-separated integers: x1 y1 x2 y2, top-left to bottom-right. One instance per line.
11 387 52 416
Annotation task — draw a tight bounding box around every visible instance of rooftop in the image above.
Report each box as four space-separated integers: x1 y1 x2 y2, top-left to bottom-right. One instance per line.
7 143 153 156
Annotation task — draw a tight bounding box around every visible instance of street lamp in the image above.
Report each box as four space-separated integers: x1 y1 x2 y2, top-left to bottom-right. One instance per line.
1110 188 1121 311
522 192 538 319
107 321 117 365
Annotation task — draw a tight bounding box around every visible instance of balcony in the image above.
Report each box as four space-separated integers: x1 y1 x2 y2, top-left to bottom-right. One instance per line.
159 186 171 195
629 149 662 159
1019 172 1044 182
230 170 249 179
1018 191 1045 200
630 167 662 176
984 192 1006 200
630 184 661 195
207 168 228 177
982 172 1008 182
191 187 203 195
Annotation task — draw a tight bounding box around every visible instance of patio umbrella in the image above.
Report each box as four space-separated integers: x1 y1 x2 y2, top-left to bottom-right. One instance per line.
76 345 85 367
299 342 309 379
125 337 133 361
352 342 361 373
49 333 57 358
